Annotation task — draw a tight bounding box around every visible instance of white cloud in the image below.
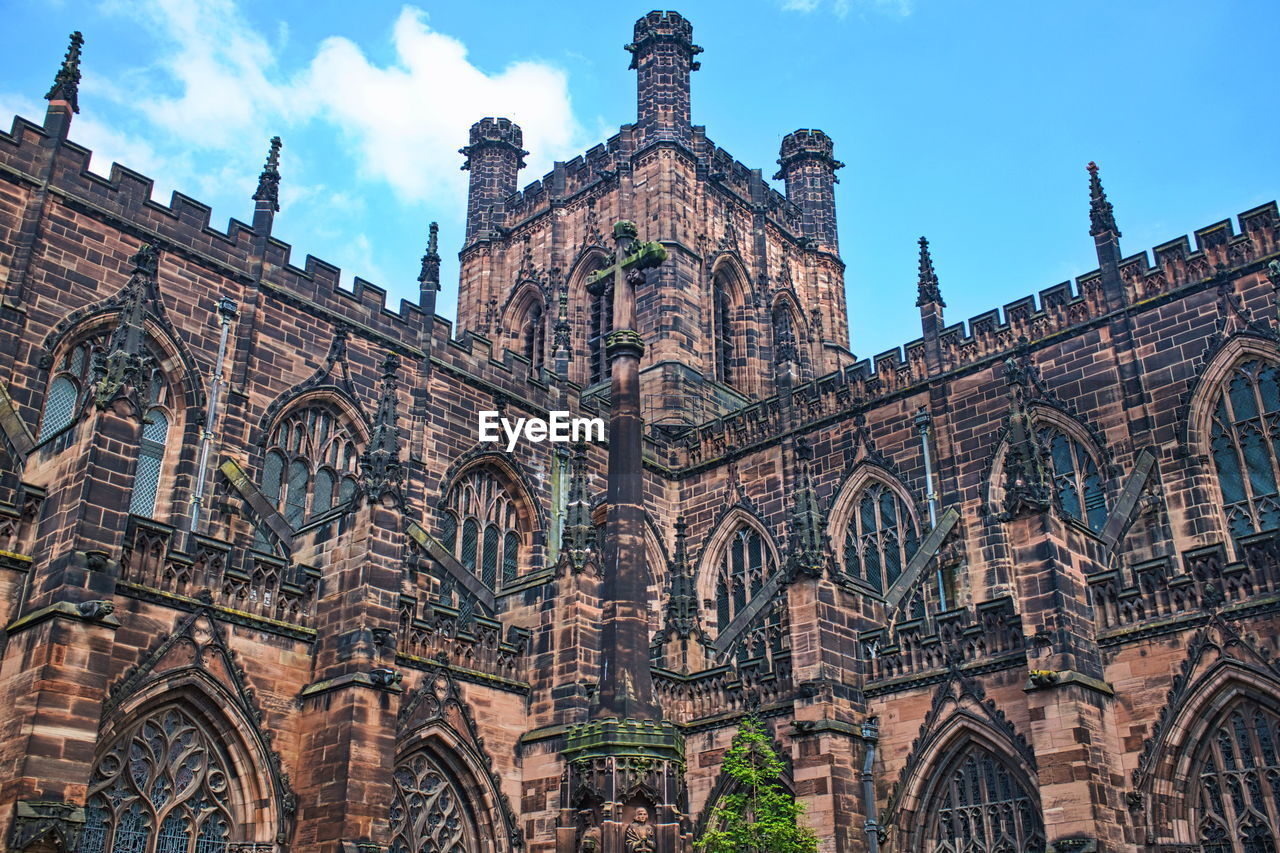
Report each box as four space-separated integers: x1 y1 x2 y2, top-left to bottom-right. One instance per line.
298 7 581 205
84 1 582 207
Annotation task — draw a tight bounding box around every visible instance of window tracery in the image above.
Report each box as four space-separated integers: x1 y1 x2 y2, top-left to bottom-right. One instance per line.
842 482 919 593
438 467 524 616
1194 698 1280 852
923 742 1045 853
1210 359 1280 539
78 706 238 853
389 749 477 853
1037 424 1106 532
711 524 787 666
260 405 361 531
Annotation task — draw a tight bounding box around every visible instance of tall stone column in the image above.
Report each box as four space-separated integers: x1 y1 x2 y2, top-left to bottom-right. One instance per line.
560 222 685 853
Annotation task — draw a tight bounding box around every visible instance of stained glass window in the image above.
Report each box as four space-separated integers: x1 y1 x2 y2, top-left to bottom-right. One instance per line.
712 525 787 666
1037 425 1107 532
77 705 238 853
1210 360 1280 539
843 482 919 593
1195 699 1280 852
924 743 1046 853
389 750 476 853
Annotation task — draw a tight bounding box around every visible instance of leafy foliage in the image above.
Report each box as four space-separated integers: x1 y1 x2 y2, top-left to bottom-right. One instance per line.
695 717 819 853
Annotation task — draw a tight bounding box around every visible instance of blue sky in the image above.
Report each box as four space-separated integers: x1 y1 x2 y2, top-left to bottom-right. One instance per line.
3 0 1277 361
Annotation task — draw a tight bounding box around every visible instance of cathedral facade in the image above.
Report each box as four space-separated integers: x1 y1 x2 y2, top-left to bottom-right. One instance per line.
1 10 1279 853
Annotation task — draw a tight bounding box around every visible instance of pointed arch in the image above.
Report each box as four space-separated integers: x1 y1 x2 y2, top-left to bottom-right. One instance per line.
502 281 548 374
985 403 1110 533
1186 337 1280 542
710 253 752 393
567 247 612 387
396 668 522 853
694 506 786 665
1133 618 1280 848
887 673 1041 853
92 666 288 850
827 463 922 595
770 290 811 380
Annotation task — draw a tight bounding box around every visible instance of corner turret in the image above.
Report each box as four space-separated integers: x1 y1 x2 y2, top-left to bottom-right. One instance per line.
460 118 527 244
776 129 843 253
627 11 702 141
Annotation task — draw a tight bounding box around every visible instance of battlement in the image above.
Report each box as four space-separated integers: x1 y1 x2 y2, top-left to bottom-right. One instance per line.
627 10 701 63
653 200 1280 470
778 128 838 167
461 117 527 164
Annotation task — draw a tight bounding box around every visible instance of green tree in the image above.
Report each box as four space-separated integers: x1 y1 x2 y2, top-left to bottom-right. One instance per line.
695 717 819 853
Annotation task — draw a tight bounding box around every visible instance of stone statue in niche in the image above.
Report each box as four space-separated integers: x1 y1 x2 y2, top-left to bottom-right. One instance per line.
578 809 602 853
624 807 656 853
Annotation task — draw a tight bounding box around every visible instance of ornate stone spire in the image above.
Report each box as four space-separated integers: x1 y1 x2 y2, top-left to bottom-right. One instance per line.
45 31 84 114
1087 161 1120 238
360 353 404 506
661 517 701 639
418 222 440 288
560 442 596 574
551 287 572 378
915 236 945 307
785 437 828 580
252 136 282 213
93 244 158 410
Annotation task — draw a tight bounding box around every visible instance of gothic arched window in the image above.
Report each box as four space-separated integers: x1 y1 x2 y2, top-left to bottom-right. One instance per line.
520 300 545 374
390 749 478 853
260 405 360 531
923 742 1046 853
712 524 787 666
713 274 738 387
439 467 524 605
78 705 240 853
38 339 98 445
588 282 613 386
842 482 919 593
1038 425 1107 532
1210 360 1280 539
1193 698 1280 851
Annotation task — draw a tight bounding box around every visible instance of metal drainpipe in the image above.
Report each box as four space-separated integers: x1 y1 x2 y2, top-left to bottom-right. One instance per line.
188 297 238 536
861 717 881 853
914 407 946 609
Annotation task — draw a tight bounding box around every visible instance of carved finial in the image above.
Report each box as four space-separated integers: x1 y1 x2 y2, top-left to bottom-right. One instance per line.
916 236 945 307
785 436 828 580
1087 161 1120 238
360 352 404 506
45 31 84 113
561 443 596 574
92 243 159 409
419 222 441 287
253 136 282 212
